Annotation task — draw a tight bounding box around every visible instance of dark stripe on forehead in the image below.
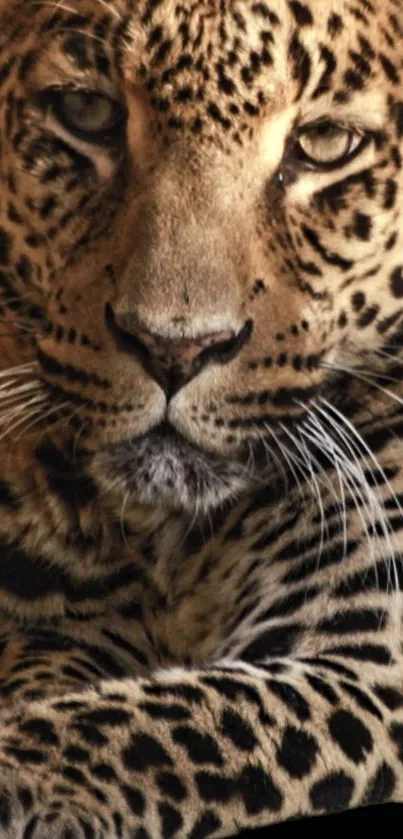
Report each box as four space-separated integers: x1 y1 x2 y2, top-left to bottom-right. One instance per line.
288 33 311 101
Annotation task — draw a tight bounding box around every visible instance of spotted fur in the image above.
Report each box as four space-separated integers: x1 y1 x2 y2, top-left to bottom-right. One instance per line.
0 0 402 836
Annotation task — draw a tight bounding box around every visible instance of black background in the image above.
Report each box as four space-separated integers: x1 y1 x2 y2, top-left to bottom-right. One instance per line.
240 803 401 836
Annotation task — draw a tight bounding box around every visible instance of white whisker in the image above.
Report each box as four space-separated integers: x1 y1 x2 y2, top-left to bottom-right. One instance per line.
0 407 47 445
263 423 306 503
299 405 349 561
301 409 378 578
252 423 289 492
14 400 71 442
322 360 403 409
0 363 38 379
320 398 401 591
0 394 48 423
282 423 328 565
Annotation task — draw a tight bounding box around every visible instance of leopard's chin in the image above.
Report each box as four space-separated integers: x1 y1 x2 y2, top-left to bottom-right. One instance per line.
97 423 257 515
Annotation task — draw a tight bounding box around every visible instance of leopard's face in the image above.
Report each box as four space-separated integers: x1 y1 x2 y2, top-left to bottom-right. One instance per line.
1 0 403 515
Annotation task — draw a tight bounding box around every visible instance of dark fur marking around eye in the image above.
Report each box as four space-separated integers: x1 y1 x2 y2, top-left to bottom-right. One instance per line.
302 226 354 271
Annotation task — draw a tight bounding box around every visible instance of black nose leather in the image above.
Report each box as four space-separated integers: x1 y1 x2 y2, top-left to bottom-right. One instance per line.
105 304 253 398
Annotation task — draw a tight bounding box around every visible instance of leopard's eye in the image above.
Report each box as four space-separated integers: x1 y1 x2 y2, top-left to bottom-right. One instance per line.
44 89 126 144
297 122 364 169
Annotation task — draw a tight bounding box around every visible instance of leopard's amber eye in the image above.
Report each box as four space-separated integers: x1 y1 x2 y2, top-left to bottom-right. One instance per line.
45 89 126 144
297 122 363 168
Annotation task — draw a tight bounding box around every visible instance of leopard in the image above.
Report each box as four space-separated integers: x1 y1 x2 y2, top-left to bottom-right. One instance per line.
0 0 402 836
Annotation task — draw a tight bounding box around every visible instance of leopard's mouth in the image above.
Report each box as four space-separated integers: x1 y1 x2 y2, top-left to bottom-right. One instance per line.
98 421 263 515
94 364 360 516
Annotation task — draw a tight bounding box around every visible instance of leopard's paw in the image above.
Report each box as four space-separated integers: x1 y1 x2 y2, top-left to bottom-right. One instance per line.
0 783 107 839
22 809 107 839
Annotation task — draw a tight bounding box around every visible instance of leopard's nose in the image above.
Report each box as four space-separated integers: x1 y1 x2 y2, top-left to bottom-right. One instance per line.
105 304 253 398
